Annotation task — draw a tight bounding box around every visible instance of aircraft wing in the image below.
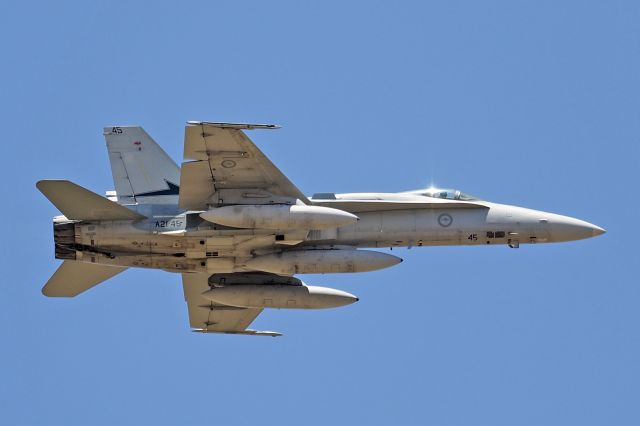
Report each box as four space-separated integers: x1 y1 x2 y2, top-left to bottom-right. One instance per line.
179 121 309 210
181 273 281 336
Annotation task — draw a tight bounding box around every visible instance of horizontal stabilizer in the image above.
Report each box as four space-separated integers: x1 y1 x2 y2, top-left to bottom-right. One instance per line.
43 261 127 297
37 180 146 221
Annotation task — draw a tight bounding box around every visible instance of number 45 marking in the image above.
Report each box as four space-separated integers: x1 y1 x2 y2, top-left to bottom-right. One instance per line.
468 234 478 241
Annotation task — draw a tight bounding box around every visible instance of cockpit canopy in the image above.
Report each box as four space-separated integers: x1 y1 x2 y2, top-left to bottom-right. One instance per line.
410 188 479 201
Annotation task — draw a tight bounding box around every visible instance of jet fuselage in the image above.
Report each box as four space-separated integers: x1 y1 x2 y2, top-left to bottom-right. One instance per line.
53 193 604 275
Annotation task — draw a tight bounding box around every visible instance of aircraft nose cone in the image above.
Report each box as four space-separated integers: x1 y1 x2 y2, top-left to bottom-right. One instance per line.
592 225 606 237
548 214 605 242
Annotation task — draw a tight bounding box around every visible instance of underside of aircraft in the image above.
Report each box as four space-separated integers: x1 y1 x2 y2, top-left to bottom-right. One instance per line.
38 122 605 336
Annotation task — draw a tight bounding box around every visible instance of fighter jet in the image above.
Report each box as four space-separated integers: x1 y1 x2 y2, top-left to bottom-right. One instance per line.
37 122 605 336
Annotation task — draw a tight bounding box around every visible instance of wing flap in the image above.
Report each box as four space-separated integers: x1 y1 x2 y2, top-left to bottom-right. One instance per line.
37 180 146 221
177 161 214 212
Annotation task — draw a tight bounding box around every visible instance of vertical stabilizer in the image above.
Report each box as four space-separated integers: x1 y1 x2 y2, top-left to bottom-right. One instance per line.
104 126 180 205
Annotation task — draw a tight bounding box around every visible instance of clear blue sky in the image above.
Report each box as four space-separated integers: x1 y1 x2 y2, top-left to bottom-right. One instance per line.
1 1 638 425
